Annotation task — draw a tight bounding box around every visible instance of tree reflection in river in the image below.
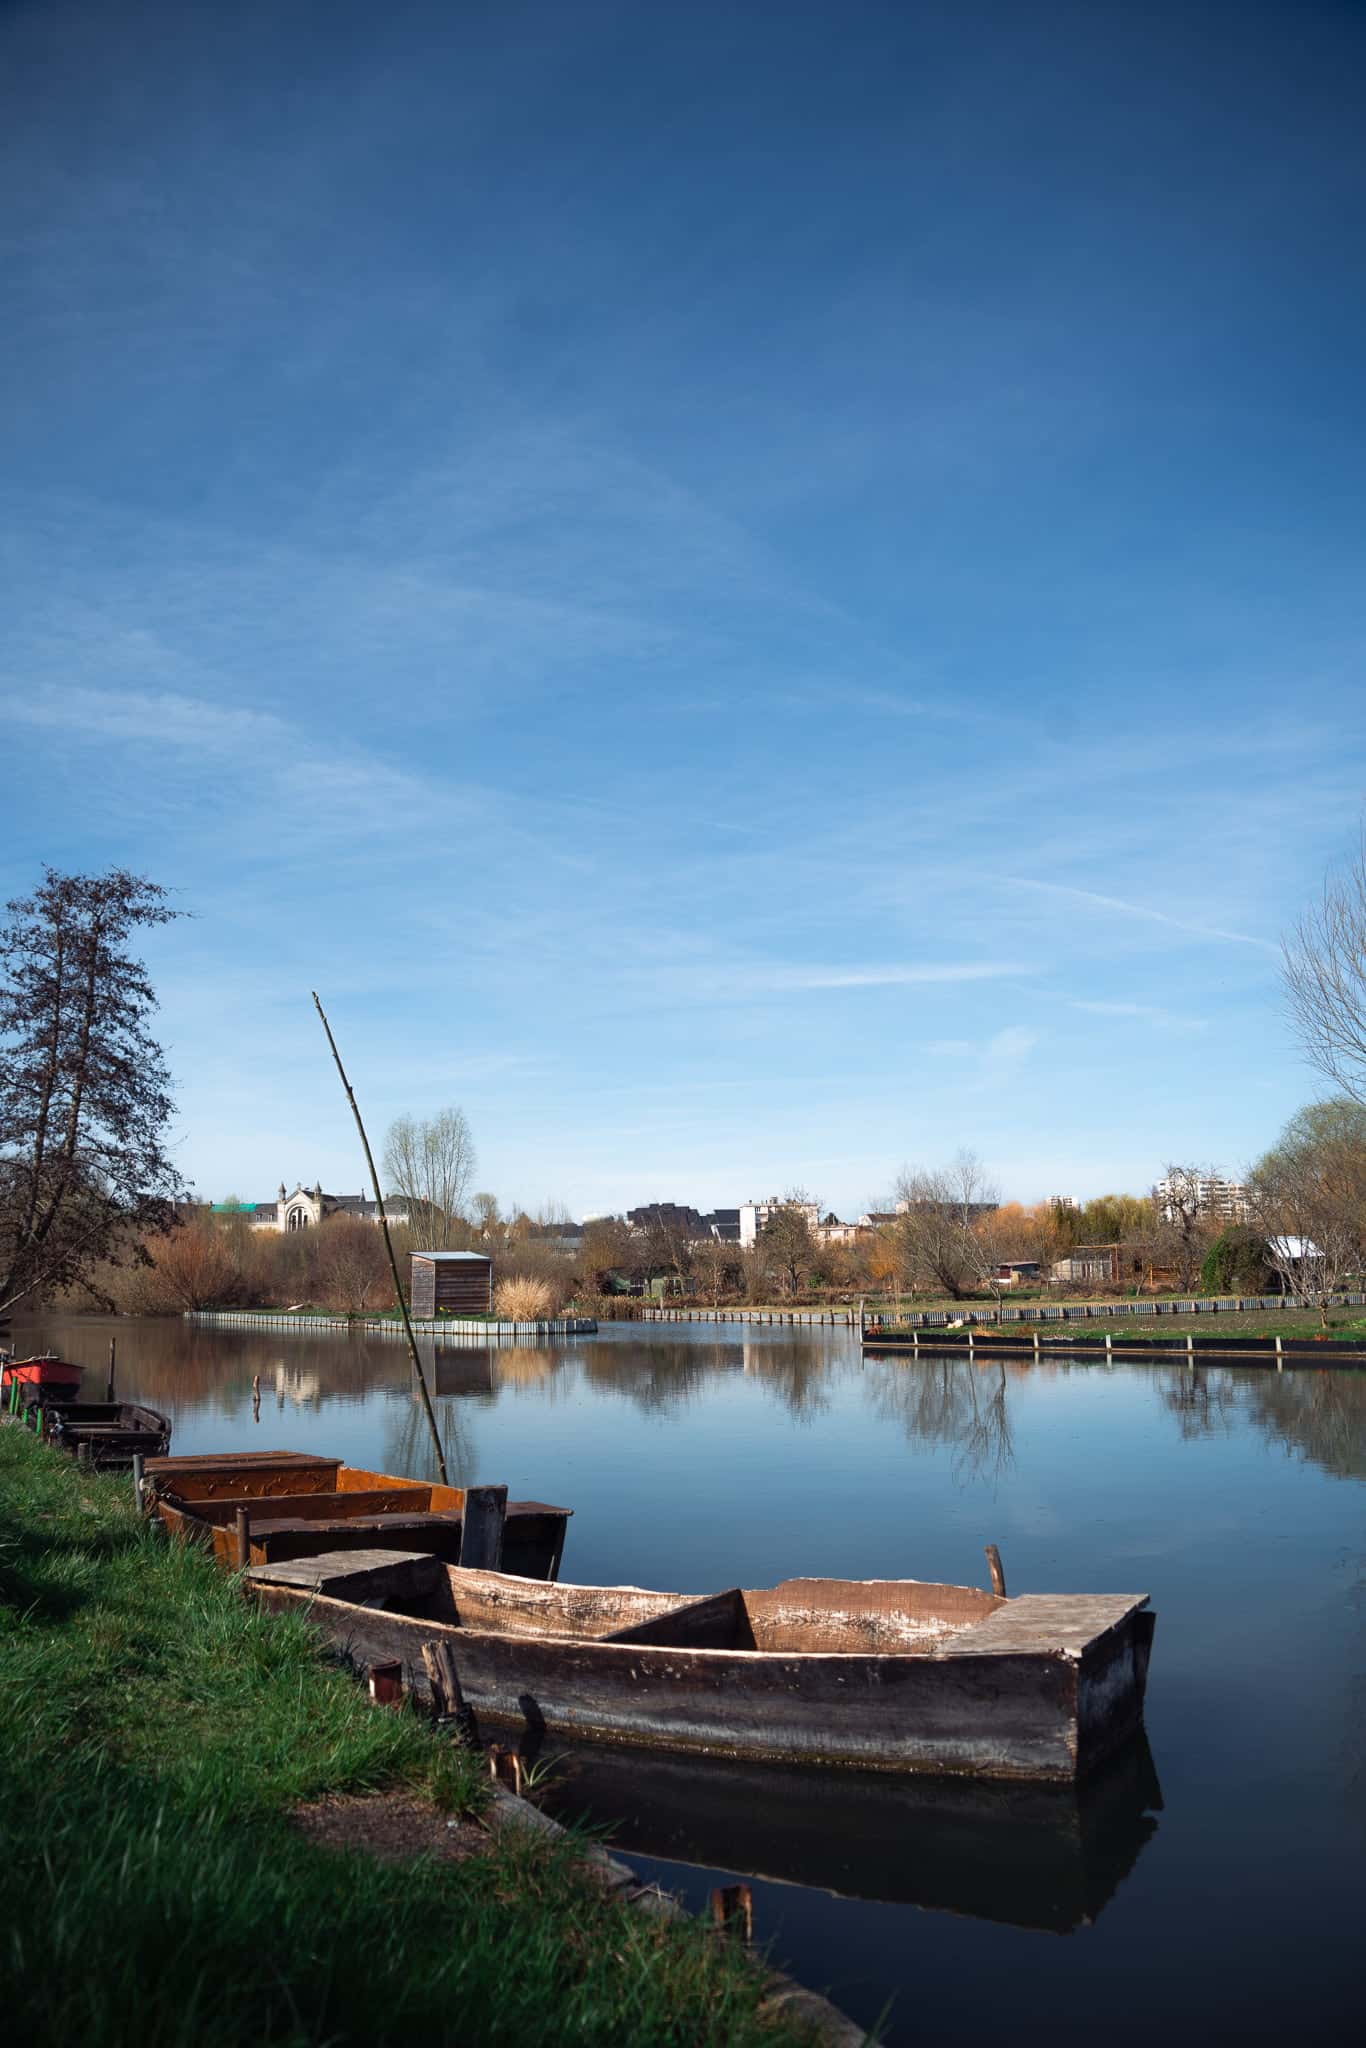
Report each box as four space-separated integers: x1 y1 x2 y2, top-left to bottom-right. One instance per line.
865 1353 1015 1483
1159 1364 1366 1480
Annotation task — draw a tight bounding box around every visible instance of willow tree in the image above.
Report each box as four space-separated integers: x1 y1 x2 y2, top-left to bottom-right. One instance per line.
0 868 184 1311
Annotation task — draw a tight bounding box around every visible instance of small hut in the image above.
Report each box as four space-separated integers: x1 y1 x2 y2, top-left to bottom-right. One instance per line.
410 1250 493 1318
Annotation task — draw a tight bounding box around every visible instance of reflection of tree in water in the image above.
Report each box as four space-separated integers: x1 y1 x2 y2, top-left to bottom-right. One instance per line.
866 1355 1015 1485
1159 1366 1366 1481
578 1338 730 1416
382 1390 478 1488
1159 1368 1241 1443
1243 1370 1366 1482
740 1339 833 1420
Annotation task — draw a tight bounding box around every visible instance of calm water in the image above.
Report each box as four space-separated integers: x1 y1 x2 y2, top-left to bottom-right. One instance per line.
19 1314 1363 2044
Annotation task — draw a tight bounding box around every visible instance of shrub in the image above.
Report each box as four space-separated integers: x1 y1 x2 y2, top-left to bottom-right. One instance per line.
494 1275 556 1320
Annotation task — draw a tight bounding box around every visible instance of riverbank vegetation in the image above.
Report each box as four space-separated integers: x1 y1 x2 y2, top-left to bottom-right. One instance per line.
0 1427 825 2048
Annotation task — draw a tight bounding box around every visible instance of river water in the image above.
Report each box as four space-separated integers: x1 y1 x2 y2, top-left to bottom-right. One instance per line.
16 1313 1362 2044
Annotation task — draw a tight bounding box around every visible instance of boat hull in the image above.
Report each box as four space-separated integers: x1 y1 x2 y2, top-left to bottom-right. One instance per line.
42 1401 171 1467
3 1357 83 1398
251 1565 1154 1782
145 1453 570 1581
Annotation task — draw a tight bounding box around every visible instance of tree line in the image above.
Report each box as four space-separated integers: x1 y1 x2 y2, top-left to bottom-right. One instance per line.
6 843 1366 1323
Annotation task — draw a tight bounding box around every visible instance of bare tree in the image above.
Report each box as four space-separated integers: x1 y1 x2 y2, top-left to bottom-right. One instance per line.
147 1216 236 1311
316 1215 392 1314
893 1152 1000 1301
382 1107 476 1248
1284 834 1366 1101
759 1191 819 1298
1248 1101 1366 1324
0 868 185 1311
1150 1165 1217 1292
692 1235 740 1309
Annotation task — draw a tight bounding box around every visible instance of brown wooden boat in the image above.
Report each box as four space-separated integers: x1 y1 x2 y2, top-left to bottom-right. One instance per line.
248 1549 1155 1781
143 1450 570 1580
40 1399 171 1467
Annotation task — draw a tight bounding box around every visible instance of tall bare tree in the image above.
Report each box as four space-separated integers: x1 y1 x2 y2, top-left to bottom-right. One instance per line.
0 868 184 1311
1284 833 1366 1101
893 1152 1000 1301
382 1107 476 1248
1248 1100 1366 1324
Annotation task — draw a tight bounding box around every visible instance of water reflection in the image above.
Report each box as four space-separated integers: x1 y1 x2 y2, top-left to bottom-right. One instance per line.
543 1734 1163 1934
867 1354 1016 1481
13 1314 1361 2044
14 1316 1365 1481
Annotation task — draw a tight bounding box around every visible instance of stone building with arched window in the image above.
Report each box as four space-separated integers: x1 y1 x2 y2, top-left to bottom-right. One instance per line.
248 1182 410 1232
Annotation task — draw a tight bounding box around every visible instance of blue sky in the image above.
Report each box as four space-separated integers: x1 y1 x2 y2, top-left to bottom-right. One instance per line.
3 0 1364 1218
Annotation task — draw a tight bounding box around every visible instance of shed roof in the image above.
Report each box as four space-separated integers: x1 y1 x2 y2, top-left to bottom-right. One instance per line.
411 1249 492 1262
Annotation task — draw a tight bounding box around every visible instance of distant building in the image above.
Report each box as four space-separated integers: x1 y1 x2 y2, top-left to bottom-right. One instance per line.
1052 1244 1122 1287
739 1197 821 1249
1156 1173 1250 1223
626 1203 742 1243
244 1182 411 1232
992 1259 1041 1286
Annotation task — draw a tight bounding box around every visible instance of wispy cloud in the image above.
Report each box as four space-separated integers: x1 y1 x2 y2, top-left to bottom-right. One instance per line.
1070 998 1208 1031
1004 877 1279 954
760 962 1025 992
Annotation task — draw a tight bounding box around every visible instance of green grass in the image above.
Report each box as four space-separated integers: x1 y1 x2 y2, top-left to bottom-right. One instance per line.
0 1430 822 2047
874 1309 1366 1343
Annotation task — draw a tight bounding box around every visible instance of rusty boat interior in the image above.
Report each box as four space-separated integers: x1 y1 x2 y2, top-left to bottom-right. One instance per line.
144 1450 571 1580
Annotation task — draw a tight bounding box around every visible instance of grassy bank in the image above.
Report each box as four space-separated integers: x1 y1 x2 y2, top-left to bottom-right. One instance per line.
0 1429 820 2048
888 1309 1366 1342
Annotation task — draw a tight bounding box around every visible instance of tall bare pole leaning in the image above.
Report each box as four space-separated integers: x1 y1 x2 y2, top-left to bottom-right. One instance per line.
311 992 448 1486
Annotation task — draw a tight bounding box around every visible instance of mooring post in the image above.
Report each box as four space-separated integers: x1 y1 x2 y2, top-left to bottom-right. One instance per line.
420 1639 482 1749
131 1453 145 1512
1275 1334 1283 1369
1033 1330 1040 1359
234 1506 251 1569
710 1884 753 1945
1105 1331 1113 1360
251 1372 261 1422
1187 1333 1194 1360
985 1544 1007 1597
105 1336 116 1403
460 1484 508 1572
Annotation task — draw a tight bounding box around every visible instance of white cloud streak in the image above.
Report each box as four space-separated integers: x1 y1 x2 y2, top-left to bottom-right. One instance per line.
1004 876 1279 954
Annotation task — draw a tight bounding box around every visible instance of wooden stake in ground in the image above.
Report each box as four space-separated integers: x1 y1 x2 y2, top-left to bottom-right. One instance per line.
311 992 448 1487
984 1543 1007 1597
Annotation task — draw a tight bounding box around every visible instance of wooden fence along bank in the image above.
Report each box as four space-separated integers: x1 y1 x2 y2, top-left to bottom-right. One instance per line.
185 1312 596 1340
861 1291 1366 1365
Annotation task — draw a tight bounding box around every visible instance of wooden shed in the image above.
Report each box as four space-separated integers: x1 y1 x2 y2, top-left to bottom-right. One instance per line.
410 1251 493 1318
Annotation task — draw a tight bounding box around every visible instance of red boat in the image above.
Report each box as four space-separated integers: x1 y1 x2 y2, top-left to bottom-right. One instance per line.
2 1356 84 1401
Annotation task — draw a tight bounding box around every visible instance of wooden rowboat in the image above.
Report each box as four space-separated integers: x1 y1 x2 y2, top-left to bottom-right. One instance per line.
2 1355 83 1400
40 1399 171 1467
249 1549 1155 1781
144 1450 571 1581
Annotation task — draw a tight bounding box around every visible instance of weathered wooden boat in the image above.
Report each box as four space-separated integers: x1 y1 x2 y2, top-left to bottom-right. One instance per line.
539 1730 1163 1930
37 1399 172 1467
3 1355 83 1401
249 1550 1155 1781
143 1450 571 1580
